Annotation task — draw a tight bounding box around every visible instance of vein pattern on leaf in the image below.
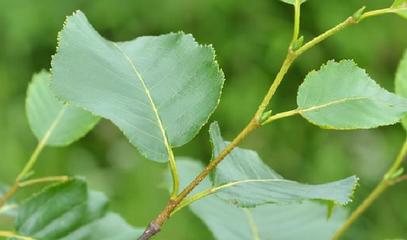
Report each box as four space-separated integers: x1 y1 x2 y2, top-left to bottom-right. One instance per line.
112 42 174 163
297 60 407 129
208 122 358 207
51 11 224 162
176 159 348 240
14 179 143 240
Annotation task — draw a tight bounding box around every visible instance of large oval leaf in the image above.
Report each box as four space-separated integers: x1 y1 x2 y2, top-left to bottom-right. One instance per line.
14 178 143 239
26 71 99 146
209 122 357 207
177 160 347 240
51 11 224 162
297 60 407 129
395 49 407 129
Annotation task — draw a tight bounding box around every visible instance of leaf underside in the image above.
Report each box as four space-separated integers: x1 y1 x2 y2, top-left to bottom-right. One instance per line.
14 178 143 240
26 71 99 146
395 49 407 130
52 10 224 162
297 60 407 129
209 122 358 207
177 160 347 240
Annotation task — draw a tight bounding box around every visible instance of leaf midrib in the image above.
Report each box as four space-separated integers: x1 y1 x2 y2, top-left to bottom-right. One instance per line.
299 96 368 113
112 43 173 160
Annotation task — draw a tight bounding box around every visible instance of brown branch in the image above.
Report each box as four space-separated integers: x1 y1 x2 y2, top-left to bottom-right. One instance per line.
138 119 260 239
0 182 19 209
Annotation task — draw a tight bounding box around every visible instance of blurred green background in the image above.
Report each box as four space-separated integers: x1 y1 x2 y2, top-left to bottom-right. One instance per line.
0 0 406 239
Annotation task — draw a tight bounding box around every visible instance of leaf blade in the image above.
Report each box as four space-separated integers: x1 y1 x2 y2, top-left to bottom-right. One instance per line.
51 11 224 162
26 71 99 146
297 60 407 129
177 160 347 240
209 122 358 207
14 178 143 240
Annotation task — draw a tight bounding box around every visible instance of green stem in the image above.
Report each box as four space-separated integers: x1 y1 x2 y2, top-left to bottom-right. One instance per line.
17 106 67 181
290 0 301 46
262 109 300 125
138 6 404 240
168 151 179 199
0 231 34 240
244 209 261 240
18 176 69 188
0 106 67 209
290 0 301 47
332 138 407 240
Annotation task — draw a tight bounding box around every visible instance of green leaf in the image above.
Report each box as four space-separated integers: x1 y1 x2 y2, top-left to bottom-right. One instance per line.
0 186 17 218
177 160 347 240
26 71 99 146
209 122 358 207
392 0 407 19
279 0 307 5
14 178 143 239
395 50 407 129
51 11 224 162
297 60 407 129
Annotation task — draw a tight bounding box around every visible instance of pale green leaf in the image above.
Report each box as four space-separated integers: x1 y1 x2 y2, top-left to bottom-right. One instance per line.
14 178 143 239
209 122 358 207
177 160 347 240
297 60 407 129
26 71 99 146
395 50 407 129
51 11 224 162
392 0 407 19
279 0 307 5
0 186 17 218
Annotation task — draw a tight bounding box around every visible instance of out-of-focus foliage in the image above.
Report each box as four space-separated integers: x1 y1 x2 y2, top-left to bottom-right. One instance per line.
0 0 406 239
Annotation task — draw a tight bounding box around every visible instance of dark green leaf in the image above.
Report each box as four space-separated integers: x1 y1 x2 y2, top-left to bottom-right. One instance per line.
177 160 347 240
14 178 143 239
209 122 358 207
297 60 407 129
26 71 99 146
52 11 224 162
395 49 407 129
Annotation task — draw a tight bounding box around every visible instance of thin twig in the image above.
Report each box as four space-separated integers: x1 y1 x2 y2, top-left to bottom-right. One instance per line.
389 175 407 185
18 176 69 188
332 138 407 240
0 231 35 240
138 6 404 240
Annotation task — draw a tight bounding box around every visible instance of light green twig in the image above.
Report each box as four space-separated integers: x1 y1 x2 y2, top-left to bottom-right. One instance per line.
332 138 407 239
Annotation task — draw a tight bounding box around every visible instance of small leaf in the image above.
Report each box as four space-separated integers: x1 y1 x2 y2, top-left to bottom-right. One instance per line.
279 0 307 5
26 71 99 146
297 60 407 129
209 122 358 207
391 0 407 19
395 49 407 129
177 160 347 240
52 11 224 162
14 178 143 239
